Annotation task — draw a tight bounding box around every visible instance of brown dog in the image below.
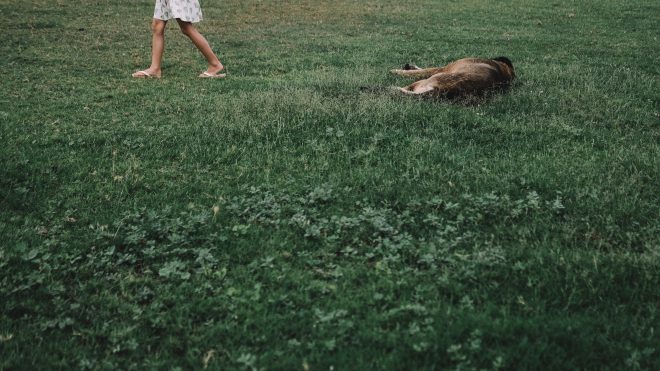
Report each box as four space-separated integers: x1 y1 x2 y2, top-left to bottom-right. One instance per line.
390 57 515 97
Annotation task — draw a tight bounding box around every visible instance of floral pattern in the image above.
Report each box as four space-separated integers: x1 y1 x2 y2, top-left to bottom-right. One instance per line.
154 0 203 23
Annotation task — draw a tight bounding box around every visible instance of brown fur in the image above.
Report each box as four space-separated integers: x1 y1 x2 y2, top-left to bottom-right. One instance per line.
390 57 515 97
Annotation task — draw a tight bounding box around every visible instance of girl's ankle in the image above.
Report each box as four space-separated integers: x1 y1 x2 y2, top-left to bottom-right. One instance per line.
209 63 223 71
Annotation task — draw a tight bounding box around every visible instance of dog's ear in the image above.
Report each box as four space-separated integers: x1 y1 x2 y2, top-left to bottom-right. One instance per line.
493 56 513 69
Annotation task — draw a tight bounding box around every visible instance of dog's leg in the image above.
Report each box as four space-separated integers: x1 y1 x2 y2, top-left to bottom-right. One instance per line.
390 67 447 79
397 73 472 97
398 80 436 95
425 73 470 97
398 86 435 95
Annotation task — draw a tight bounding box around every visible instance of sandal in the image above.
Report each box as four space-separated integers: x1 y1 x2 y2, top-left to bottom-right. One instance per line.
199 71 227 78
132 70 161 79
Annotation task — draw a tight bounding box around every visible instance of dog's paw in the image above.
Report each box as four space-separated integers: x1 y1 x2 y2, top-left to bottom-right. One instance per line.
403 63 420 70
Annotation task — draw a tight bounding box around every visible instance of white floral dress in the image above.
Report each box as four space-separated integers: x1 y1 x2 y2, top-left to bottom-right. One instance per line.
154 0 203 23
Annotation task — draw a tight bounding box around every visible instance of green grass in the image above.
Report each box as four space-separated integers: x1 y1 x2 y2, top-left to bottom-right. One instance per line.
1 0 659 369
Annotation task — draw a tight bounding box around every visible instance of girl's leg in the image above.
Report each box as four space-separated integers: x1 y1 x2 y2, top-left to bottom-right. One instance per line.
148 19 167 74
133 19 167 78
176 19 223 75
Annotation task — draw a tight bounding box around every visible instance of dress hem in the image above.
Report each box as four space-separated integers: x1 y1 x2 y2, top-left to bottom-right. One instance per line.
153 16 203 23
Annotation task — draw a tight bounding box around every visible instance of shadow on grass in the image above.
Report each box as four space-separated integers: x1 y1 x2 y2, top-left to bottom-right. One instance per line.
359 81 520 106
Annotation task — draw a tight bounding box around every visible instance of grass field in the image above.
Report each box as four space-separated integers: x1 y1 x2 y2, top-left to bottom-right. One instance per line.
1 0 659 369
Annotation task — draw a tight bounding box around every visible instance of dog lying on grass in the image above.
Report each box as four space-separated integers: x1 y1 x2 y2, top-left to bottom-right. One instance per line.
390 57 515 98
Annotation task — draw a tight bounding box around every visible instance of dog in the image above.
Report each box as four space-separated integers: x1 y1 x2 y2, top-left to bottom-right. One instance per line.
390 57 515 98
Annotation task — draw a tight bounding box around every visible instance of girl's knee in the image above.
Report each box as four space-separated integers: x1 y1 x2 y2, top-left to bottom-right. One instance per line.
177 20 195 36
180 26 193 37
151 19 166 35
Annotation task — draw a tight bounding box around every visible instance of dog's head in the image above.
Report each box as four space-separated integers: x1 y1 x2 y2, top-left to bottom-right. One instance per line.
493 56 513 69
492 56 515 80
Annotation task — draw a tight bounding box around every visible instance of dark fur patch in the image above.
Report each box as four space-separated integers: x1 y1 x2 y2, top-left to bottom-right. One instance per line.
492 56 513 69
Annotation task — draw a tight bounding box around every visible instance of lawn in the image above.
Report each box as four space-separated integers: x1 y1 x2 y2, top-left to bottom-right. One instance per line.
1 0 659 369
